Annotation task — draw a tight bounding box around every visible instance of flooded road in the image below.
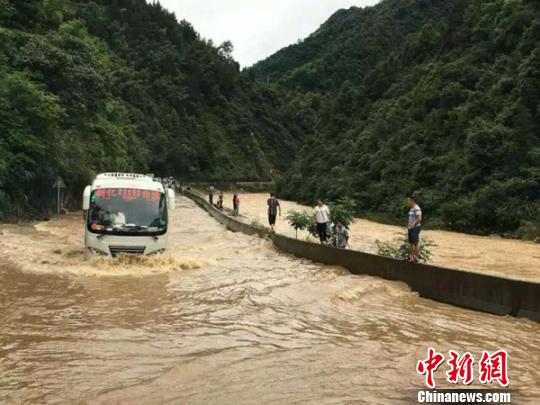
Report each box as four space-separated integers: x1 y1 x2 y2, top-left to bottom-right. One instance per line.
1 196 539 404
225 193 540 282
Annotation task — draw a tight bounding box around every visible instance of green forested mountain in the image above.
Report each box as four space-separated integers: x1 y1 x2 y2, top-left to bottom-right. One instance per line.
1 0 539 237
250 0 539 237
0 0 302 218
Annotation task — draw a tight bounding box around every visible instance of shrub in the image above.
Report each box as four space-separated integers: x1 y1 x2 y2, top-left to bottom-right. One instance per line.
328 197 356 228
286 210 312 238
301 198 358 241
376 233 436 263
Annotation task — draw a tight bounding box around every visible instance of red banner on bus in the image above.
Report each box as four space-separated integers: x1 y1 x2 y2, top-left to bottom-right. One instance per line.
95 188 161 202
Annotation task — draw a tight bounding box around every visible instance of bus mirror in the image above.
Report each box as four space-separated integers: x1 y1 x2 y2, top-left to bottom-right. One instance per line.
167 188 176 210
82 186 91 211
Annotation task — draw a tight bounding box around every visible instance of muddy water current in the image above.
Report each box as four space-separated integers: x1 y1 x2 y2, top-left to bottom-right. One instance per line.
0 197 539 404
223 193 540 282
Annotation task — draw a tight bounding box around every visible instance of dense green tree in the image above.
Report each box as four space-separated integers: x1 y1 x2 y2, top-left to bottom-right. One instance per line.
0 70 63 216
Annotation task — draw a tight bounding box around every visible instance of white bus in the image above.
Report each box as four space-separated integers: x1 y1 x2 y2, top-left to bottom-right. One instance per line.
82 173 175 259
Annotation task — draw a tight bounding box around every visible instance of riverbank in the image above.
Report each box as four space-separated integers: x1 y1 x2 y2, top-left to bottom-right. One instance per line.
222 193 540 283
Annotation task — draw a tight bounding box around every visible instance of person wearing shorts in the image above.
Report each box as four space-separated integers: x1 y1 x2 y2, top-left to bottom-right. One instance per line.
267 193 281 232
407 195 422 262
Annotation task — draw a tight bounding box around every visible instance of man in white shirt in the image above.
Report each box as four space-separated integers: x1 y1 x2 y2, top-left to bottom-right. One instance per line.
314 199 331 244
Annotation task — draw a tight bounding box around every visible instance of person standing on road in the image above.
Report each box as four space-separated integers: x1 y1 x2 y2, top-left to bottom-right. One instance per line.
233 193 240 216
218 191 224 210
208 185 215 205
267 193 281 232
314 199 331 244
407 195 422 262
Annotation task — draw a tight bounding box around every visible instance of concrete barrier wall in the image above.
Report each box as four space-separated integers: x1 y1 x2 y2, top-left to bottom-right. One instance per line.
185 189 270 238
188 181 274 193
184 189 540 322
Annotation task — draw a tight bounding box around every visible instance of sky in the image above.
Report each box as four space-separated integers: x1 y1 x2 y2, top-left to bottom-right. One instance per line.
155 0 380 67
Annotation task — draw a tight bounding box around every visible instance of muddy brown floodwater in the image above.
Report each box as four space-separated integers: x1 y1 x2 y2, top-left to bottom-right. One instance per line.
0 196 539 404
225 193 540 282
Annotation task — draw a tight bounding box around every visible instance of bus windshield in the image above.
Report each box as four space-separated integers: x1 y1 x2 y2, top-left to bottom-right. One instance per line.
87 188 167 236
